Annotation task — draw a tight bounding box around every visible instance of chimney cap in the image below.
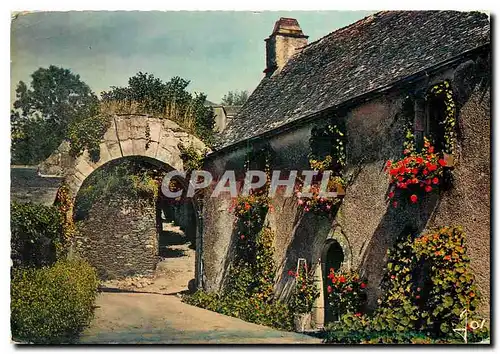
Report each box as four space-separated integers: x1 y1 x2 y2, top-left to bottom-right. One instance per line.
269 17 308 38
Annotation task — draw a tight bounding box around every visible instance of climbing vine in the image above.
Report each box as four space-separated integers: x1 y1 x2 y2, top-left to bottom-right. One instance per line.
184 152 293 330
54 182 76 243
296 123 347 214
145 124 151 150
288 262 320 315
427 80 457 155
178 144 207 174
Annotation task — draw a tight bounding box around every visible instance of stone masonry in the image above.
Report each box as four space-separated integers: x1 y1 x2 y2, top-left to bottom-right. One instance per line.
75 199 158 280
38 115 208 198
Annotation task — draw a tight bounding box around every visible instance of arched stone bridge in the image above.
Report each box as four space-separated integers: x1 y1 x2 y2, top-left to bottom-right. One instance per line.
39 114 208 199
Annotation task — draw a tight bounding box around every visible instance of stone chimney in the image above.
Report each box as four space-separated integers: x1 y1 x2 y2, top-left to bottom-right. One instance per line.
264 18 308 77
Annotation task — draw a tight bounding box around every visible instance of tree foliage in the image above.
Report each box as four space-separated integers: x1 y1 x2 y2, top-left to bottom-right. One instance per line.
221 90 249 106
101 72 215 145
11 66 99 164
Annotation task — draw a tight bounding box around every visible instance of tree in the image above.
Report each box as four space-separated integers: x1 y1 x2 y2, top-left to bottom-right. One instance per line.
221 90 249 106
102 72 215 145
11 66 98 164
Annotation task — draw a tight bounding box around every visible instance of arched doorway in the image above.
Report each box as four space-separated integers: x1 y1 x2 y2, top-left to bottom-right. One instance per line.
71 156 201 294
323 239 345 324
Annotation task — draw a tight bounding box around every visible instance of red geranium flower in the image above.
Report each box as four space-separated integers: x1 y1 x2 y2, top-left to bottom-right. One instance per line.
416 157 423 164
438 159 446 167
388 191 395 199
393 201 398 208
432 177 439 184
327 285 332 293
338 276 346 283
360 283 366 289
428 146 434 153
410 194 418 203
425 185 432 193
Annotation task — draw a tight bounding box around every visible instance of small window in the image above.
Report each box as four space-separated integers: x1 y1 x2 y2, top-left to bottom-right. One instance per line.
425 94 447 153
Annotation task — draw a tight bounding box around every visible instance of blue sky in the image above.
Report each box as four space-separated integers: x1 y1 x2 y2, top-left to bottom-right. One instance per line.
11 11 374 104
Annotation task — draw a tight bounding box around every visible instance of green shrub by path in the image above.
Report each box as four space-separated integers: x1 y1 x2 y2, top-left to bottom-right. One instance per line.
11 259 99 344
11 201 65 268
323 329 453 344
184 290 293 331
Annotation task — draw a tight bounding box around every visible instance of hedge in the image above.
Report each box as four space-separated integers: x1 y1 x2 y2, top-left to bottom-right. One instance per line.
11 259 99 344
11 201 64 268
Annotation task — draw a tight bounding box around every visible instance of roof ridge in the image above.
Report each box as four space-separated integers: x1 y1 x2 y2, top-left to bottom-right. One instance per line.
296 10 384 51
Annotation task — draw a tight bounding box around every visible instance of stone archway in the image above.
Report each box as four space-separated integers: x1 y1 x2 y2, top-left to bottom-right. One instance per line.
39 114 208 198
38 114 208 287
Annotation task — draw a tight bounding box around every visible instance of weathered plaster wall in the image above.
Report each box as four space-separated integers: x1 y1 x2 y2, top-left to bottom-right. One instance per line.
201 56 490 318
429 85 491 317
75 199 159 280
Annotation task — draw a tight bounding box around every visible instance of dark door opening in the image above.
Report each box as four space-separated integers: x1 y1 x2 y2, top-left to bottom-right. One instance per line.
323 240 345 324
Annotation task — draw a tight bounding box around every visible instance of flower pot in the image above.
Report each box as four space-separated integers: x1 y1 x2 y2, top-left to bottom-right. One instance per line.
294 313 311 332
443 153 455 168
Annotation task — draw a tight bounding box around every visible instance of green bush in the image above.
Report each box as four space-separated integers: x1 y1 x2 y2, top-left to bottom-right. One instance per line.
324 329 441 344
372 226 482 337
322 226 489 344
11 201 64 267
11 258 99 344
183 290 293 331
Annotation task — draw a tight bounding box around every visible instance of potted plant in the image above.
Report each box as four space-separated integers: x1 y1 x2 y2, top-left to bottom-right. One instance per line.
326 269 367 320
288 261 320 332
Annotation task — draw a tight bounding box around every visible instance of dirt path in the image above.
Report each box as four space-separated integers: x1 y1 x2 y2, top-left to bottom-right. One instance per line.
79 292 321 344
80 223 320 344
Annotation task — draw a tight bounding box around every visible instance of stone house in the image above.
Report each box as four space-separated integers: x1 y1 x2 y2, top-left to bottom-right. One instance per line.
211 105 242 132
200 11 491 327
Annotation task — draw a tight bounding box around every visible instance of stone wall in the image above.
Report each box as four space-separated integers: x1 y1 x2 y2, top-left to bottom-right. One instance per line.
10 166 62 206
75 199 159 280
201 54 491 319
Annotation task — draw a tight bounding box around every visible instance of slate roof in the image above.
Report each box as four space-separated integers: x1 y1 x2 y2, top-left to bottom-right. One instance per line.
215 11 490 150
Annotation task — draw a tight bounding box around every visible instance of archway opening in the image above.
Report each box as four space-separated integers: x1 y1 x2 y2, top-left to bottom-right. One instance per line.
323 240 345 324
73 156 198 293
